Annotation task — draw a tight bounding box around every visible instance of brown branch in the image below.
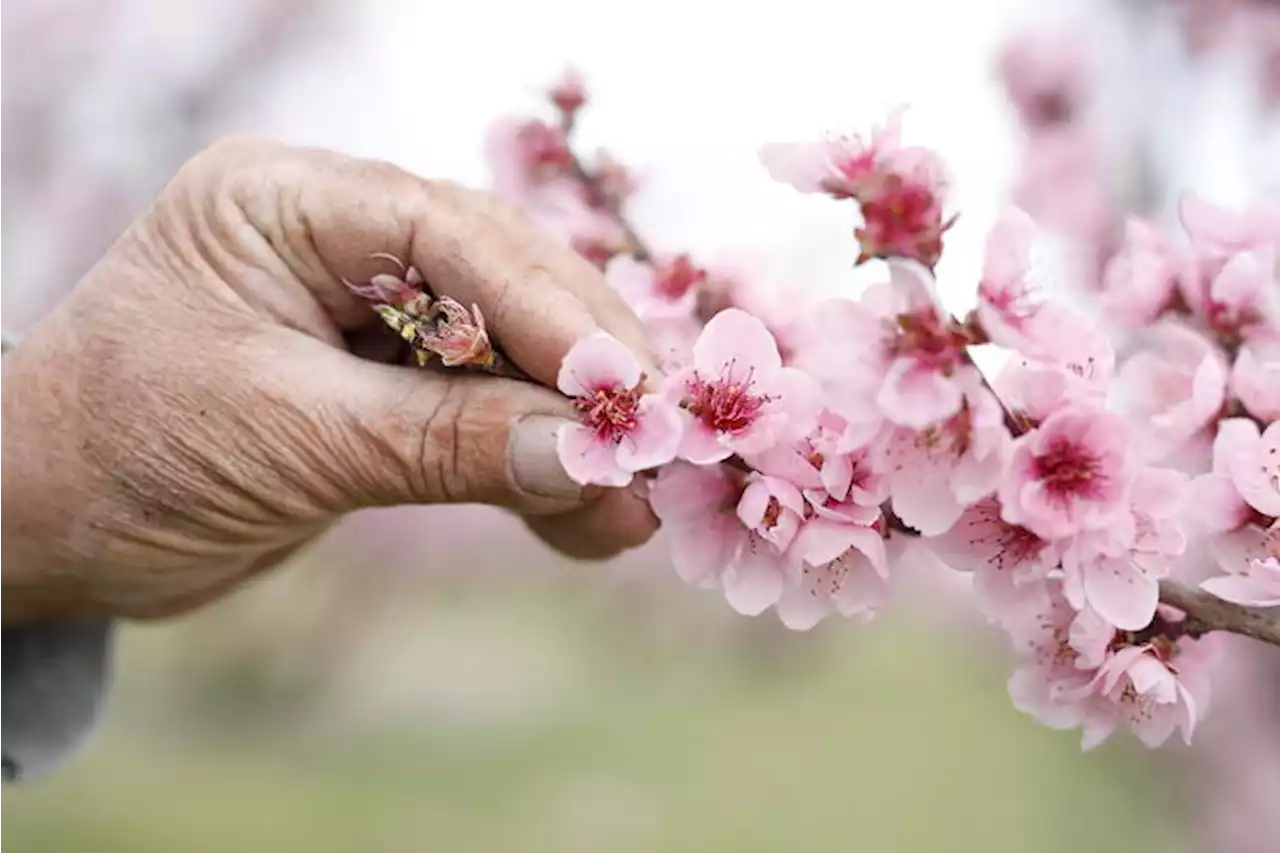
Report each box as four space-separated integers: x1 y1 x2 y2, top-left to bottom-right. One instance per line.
1157 580 1280 647
564 153 654 263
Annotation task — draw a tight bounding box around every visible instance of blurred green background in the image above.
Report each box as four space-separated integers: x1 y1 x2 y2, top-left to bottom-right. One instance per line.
5 523 1186 853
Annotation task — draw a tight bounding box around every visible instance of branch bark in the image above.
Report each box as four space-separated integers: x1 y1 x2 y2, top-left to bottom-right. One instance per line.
1157 580 1280 647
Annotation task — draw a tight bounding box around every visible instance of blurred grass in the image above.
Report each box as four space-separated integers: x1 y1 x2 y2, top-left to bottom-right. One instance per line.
3 575 1181 853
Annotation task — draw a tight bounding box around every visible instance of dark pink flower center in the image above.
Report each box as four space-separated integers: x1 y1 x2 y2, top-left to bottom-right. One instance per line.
575 384 641 444
655 255 707 301
685 369 768 435
892 307 968 374
1033 436 1107 501
762 497 783 529
855 173 952 268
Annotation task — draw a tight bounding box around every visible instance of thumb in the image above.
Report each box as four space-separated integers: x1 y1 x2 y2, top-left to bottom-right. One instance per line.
264 335 588 517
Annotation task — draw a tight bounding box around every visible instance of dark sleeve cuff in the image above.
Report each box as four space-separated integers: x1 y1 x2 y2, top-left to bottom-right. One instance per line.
2 618 114 782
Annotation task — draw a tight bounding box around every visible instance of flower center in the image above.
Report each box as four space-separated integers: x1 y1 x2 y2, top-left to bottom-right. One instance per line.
1033 437 1105 501
893 308 968 373
575 384 642 444
655 255 707 301
685 368 769 434
762 496 783 529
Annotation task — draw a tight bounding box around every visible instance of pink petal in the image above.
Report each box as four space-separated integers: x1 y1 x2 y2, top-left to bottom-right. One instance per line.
775 583 834 630
1186 474 1250 534
649 461 733 521
723 549 785 615
1082 558 1159 631
670 521 737 587
893 469 965 537
557 331 642 397
767 367 825 438
692 308 782 381
615 397 683 471
556 423 632 487
982 207 1035 288
758 141 830 194
1200 575 1280 607
876 359 964 429
833 551 892 616
678 417 732 464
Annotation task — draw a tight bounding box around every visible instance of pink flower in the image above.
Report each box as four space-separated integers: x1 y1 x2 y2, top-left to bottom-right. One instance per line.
877 377 1010 536
976 207 1043 352
1099 218 1185 328
548 67 587 117
760 111 954 268
776 515 889 630
555 331 682 486
698 252 810 362
1114 321 1228 461
745 410 886 504
736 475 806 552
1187 420 1256 535
606 254 703 323
997 31 1090 129
649 462 747 588
486 116 573 200
759 110 907 199
999 407 1133 539
1230 339 1280 421
1077 639 1212 749
1180 247 1280 346
421 297 496 368
1178 192 1280 258
993 325 1115 425
1220 418 1280 518
1202 555 1280 607
1059 468 1188 630
666 309 823 464
927 496 1058 620
817 260 975 430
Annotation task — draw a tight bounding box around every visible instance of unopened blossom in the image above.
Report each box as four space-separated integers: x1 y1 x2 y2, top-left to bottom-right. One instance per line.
1230 339 1280 421
1060 467 1188 630
555 331 682 486
776 513 889 630
746 410 886 506
997 31 1091 129
548 68 587 118
855 168 955 269
878 376 1010 536
816 259 976 430
606 254 704 322
421 298 495 368
927 496 1058 620
1114 321 1228 461
665 308 823 464
1100 218 1186 328
999 407 1133 540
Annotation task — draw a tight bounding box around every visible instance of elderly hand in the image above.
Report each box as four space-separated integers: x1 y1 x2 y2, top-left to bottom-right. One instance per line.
1 138 659 624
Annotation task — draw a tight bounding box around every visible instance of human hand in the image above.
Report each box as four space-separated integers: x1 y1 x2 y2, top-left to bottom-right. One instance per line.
1 138 660 624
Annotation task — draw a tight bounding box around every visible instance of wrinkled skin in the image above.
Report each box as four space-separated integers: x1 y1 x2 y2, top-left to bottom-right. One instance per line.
2 138 659 623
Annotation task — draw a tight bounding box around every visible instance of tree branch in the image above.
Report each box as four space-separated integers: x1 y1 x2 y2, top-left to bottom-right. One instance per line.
1157 580 1280 647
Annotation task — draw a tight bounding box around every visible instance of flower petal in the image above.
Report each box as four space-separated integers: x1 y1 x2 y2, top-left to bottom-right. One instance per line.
616 397 683 471
556 423 631 487
557 331 642 397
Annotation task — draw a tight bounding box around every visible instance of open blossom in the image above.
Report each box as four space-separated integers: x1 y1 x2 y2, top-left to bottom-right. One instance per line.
1217 419 1280 518
777 515 889 630
1180 246 1280 345
1114 321 1227 461
993 324 1115 427
999 407 1132 540
1188 418 1258 535
606 253 704 322
665 309 822 463
1231 339 1280 421
747 410 886 506
649 462 747 587
1007 584 1213 749
1178 192 1280 258
1203 550 1280 607
877 377 1010 536
1060 468 1188 630
736 475 806 552
927 496 1058 620
976 207 1044 353
760 111 953 267
817 260 975 430
555 331 682 486
1100 218 1186 328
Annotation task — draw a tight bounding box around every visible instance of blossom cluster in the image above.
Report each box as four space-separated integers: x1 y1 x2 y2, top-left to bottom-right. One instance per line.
471 71 1280 751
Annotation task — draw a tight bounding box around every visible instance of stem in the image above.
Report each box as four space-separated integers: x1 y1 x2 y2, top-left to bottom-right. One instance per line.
563 152 654 263
1157 580 1280 647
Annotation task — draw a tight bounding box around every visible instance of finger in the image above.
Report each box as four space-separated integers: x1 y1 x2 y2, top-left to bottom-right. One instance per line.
252 331 589 517
194 137 657 388
522 480 660 560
